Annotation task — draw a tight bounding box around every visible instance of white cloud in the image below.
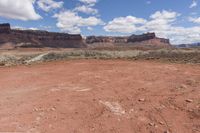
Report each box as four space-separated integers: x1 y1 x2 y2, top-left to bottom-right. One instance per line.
150 10 179 20
144 10 180 33
104 16 146 33
190 12 198 15
0 0 41 21
155 26 200 44
79 0 97 6
74 5 98 14
188 17 200 24
87 27 93 31
144 11 200 44
104 11 179 34
37 0 64 12
146 1 151 4
189 0 197 8
54 10 103 34
12 26 39 30
143 11 200 44
104 10 200 44
75 0 99 15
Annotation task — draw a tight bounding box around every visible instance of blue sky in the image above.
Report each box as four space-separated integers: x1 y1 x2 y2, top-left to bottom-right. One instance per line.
0 0 200 44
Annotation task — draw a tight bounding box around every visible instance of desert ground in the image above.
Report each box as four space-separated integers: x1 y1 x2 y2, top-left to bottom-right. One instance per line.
0 58 199 133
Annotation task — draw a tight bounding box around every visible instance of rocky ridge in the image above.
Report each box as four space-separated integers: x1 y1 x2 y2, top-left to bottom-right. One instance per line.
0 23 86 48
86 33 171 48
0 23 171 49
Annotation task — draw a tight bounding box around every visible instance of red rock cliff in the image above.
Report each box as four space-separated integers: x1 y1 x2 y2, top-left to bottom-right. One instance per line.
0 23 86 48
86 33 171 48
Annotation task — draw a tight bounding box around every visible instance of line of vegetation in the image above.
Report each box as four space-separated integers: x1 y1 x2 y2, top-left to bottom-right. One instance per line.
0 49 200 66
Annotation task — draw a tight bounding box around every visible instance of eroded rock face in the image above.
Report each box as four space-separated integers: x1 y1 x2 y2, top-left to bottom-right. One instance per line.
0 23 86 48
127 33 156 43
86 36 128 44
0 23 171 49
86 33 171 48
128 33 170 44
0 23 10 33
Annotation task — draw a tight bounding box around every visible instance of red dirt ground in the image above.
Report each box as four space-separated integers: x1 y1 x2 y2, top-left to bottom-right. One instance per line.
0 60 199 133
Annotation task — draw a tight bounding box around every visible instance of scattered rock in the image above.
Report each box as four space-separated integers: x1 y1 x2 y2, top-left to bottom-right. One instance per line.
129 108 134 114
164 130 170 133
139 98 145 102
56 99 60 102
33 107 39 112
99 100 126 116
0 62 5 66
188 109 193 112
186 99 193 103
50 107 56 111
179 84 187 89
76 88 92 92
186 79 197 86
159 121 164 125
149 122 155 126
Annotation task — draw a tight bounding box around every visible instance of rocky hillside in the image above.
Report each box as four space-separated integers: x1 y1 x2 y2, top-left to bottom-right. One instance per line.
0 23 86 48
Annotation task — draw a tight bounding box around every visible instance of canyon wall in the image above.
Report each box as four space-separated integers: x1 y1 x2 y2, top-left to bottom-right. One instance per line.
0 23 11 33
127 33 155 42
86 36 128 44
0 23 86 48
86 33 171 48
0 23 171 49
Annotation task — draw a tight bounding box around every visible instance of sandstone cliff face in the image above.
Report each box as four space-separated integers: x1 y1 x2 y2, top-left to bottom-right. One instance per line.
0 23 10 33
0 23 86 48
86 33 171 48
0 23 171 49
86 36 128 44
127 33 156 42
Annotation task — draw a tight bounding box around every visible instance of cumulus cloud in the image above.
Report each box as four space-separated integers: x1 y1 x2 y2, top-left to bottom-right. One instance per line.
12 26 39 30
74 5 98 14
87 27 93 31
146 1 151 4
104 10 200 44
79 0 97 6
0 0 41 21
150 10 179 20
53 10 103 33
104 16 146 33
75 0 98 15
144 11 200 44
188 17 200 24
52 0 100 33
104 11 179 34
144 10 180 34
156 26 200 44
37 0 64 12
189 0 197 8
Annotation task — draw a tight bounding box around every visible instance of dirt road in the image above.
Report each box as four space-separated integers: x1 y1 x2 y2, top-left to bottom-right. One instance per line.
0 60 199 133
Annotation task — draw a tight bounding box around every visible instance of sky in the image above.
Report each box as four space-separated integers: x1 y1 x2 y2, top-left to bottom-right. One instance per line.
0 0 200 44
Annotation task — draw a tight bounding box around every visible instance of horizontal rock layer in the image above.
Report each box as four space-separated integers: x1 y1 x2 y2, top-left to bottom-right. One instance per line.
0 23 171 49
0 23 86 48
86 33 171 48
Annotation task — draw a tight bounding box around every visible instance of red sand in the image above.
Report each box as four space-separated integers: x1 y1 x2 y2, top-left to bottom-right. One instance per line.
0 60 199 133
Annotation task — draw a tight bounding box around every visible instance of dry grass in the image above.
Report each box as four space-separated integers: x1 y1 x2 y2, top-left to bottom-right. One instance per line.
0 49 200 66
